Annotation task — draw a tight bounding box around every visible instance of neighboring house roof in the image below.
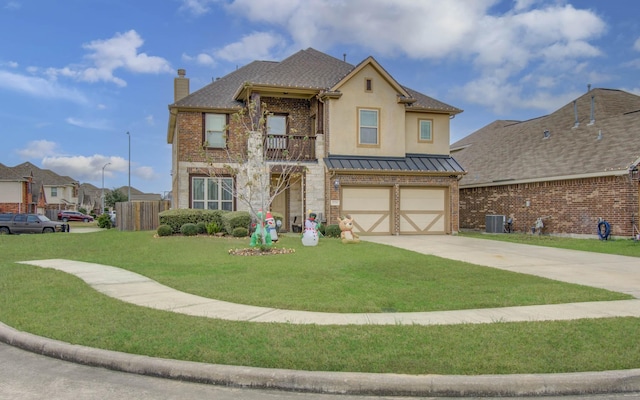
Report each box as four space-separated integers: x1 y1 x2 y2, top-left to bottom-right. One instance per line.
325 154 465 174
9 162 78 205
451 88 640 187
0 163 26 181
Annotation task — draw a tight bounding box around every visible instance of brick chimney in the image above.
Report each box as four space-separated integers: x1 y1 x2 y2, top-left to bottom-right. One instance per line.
174 69 189 102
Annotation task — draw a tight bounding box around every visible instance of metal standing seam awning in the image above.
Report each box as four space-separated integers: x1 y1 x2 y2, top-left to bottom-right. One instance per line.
324 154 466 174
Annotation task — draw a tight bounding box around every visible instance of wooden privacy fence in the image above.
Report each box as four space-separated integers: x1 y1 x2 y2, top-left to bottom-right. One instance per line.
115 201 171 231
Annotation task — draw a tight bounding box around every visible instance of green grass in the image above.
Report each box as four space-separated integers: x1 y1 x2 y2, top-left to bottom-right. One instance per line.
459 230 640 257
1 230 639 375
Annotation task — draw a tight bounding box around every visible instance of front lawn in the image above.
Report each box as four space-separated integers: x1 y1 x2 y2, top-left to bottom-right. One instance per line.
1 231 638 375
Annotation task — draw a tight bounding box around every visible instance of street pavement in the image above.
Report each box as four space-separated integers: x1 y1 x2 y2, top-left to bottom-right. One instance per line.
1 234 639 397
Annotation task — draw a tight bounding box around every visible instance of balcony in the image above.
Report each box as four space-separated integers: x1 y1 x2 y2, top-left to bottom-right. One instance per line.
264 134 316 161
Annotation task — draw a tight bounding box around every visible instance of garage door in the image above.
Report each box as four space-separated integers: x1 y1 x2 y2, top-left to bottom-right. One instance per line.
341 187 391 235
399 187 447 234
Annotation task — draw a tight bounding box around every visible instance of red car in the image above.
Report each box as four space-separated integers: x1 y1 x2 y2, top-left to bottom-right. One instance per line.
58 210 94 222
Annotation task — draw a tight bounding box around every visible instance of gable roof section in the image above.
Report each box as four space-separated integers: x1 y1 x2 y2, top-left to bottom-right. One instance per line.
0 163 25 181
331 55 410 97
325 154 465 174
451 88 640 187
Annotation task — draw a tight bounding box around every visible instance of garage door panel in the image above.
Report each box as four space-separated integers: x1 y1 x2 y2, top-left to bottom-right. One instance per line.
400 187 447 234
342 187 391 235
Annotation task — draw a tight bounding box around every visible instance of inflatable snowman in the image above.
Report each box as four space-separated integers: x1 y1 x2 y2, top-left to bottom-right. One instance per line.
301 212 319 246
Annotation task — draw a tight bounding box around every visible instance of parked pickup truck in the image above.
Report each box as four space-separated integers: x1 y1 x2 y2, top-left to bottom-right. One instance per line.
0 213 66 234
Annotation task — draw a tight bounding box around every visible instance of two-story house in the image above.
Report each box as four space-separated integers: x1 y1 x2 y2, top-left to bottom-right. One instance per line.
167 48 465 235
9 162 79 215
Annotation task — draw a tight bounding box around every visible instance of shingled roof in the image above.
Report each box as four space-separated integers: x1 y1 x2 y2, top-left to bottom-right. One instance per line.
170 48 460 114
451 88 640 187
0 163 25 181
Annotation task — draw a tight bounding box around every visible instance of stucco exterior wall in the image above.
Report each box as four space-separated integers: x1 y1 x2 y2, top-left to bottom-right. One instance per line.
404 112 451 155
459 175 640 237
327 64 406 157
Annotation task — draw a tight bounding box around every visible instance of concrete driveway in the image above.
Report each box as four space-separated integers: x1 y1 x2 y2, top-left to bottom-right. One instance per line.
361 235 640 298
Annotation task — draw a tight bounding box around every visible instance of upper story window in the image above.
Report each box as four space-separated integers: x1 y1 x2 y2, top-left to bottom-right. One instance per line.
358 108 379 146
204 113 227 148
418 119 433 142
365 78 373 92
267 114 287 149
51 187 58 197
192 176 233 210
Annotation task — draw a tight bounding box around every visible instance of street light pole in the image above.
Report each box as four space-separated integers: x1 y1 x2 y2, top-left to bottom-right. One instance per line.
126 131 131 201
101 162 111 213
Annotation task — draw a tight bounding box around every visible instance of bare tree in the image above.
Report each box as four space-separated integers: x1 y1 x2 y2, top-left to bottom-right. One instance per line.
201 97 311 245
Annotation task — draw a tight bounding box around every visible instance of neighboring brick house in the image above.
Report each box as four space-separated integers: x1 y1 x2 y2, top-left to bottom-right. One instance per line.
167 48 465 235
0 163 33 213
8 162 79 215
451 88 640 238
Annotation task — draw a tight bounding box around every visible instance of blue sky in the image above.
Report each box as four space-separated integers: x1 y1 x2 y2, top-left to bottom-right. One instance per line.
1 0 639 195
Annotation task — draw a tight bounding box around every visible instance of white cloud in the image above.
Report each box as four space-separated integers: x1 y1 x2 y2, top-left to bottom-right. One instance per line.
215 32 286 62
220 0 606 115
45 30 172 87
16 140 60 159
634 38 640 52
0 70 88 103
134 166 156 180
65 117 112 130
182 52 216 66
179 0 217 16
145 115 154 125
1 60 18 68
4 1 20 10
43 155 128 182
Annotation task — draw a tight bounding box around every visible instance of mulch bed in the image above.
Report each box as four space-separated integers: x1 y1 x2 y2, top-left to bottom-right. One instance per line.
228 247 296 256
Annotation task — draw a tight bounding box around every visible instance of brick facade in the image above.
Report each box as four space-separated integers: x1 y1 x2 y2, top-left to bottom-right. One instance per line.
459 175 640 237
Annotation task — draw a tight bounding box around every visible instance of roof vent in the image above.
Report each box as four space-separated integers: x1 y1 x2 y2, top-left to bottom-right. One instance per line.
573 100 579 128
543 130 550 139
597 130 603 140
588 95 595 125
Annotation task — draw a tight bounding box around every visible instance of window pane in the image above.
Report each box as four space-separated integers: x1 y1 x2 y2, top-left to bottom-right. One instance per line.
206 131 225 148
360 127 378 144
207 202 218 210
193 178 204 200
193 202 204 209
208 179 219 201
267 115 286 135
360 109 377 127
222 202 233 211
205 114 225 131
222 178 233 200
420 120 432 141
205 114 226 148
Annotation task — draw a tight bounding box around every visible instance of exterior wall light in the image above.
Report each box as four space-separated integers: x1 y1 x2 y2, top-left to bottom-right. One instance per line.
333 179 340 190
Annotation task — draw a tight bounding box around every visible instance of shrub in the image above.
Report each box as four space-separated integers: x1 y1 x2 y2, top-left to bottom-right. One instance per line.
159 209 229 233
157 224 173 237
232 227 249 237
196 221 207 234
97 213 112 229
222 211 252 235
206 222 222 235
180 223 199 236
324 224 342 238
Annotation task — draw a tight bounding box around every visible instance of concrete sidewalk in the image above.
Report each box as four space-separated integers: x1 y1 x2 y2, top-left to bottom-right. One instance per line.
14 258 640 325
2 235 640 397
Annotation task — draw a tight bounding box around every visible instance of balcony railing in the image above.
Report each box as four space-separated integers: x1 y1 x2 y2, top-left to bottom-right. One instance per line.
264 134 316 161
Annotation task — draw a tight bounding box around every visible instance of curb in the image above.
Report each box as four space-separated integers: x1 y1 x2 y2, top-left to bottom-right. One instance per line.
2 322 640 397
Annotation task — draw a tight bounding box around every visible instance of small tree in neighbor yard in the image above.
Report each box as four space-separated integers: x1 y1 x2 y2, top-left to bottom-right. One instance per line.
105 188 128 209
201 95 310 246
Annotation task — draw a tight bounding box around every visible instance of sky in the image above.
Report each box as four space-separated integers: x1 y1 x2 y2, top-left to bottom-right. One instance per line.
1 0 639 195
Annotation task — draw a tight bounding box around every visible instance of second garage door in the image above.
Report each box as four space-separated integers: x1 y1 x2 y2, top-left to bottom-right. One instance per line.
399 187 447 234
